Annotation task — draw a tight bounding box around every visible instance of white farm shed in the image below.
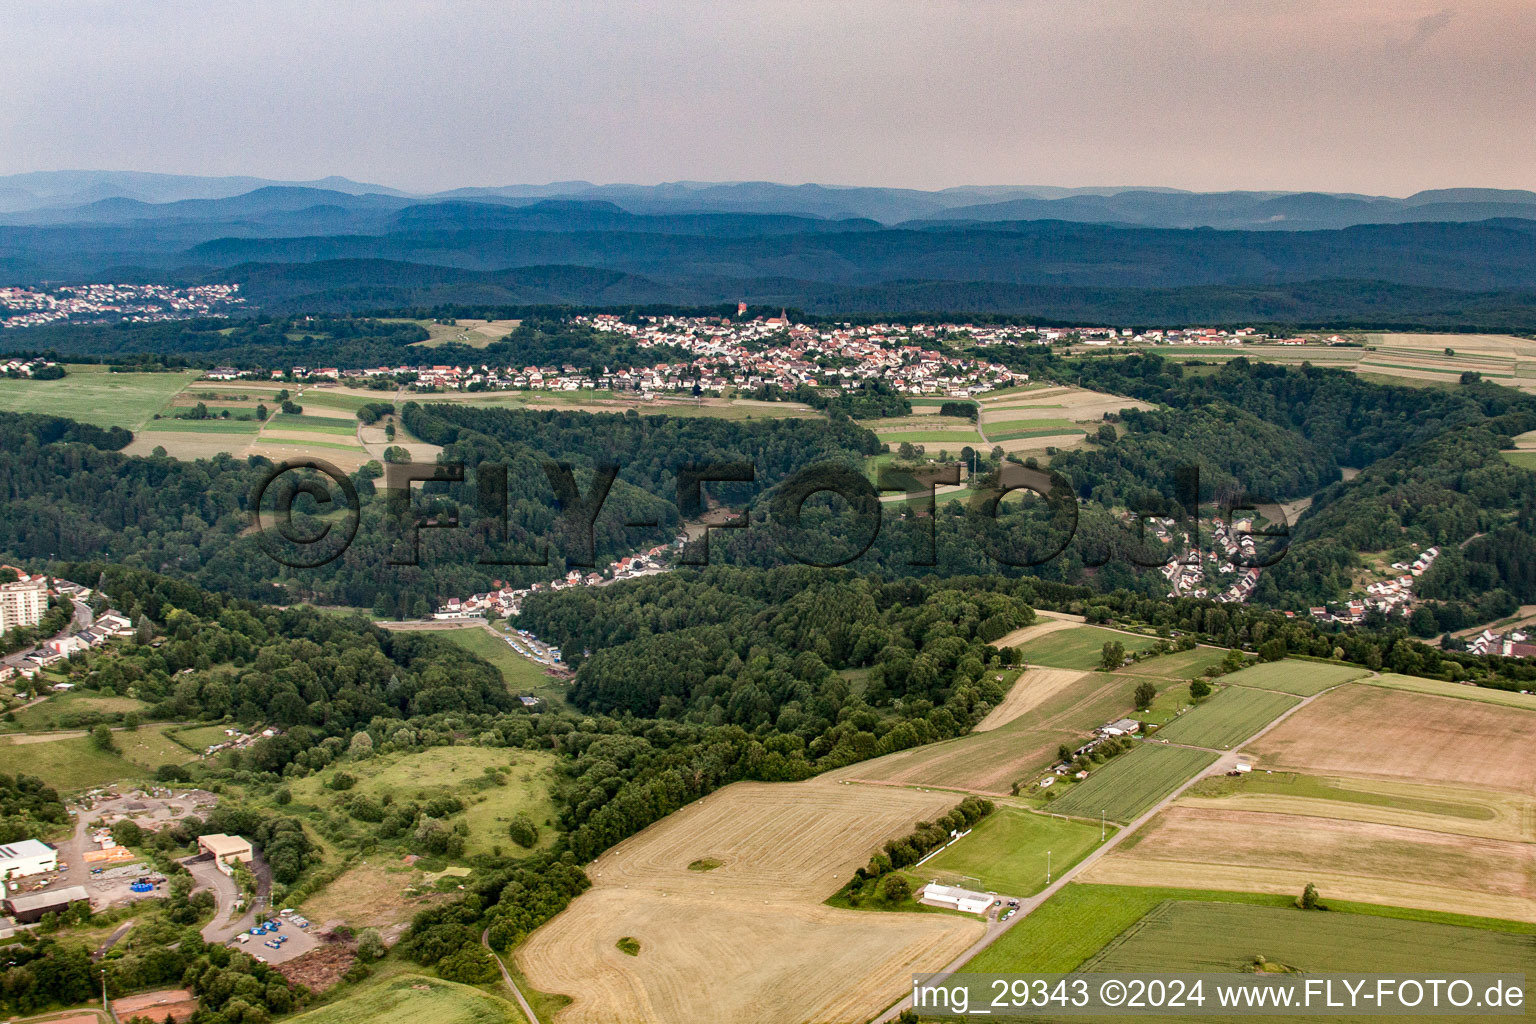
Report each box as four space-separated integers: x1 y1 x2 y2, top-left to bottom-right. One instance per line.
0 839 57 880
918 883 992 915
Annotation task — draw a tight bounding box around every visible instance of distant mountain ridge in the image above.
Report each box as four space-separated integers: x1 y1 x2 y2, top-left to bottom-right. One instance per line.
3 171 1536 327
4 170 1535 229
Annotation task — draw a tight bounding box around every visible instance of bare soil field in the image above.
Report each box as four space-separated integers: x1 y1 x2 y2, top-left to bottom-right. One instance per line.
1083 805 1536 923
111 989 198 1022
992 615 1080 649
300 861 446 932
993 433 1089 455
978 385 1153 424
124 431 251 460
1249 684 1536 795
974 667 1090 732
517 780 983 1024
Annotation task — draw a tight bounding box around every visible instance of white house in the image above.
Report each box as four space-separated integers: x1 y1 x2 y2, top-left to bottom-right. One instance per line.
918 882 993 915
0 839 58 880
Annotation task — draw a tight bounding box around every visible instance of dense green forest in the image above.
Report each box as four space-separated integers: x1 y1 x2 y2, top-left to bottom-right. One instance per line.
0 315 683 372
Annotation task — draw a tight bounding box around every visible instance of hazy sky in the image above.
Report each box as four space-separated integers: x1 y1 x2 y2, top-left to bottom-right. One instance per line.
4 0 1533 195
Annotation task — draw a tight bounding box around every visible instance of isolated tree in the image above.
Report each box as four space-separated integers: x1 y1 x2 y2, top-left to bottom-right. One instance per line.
1298 882 1322 910
508 812 539 849
879 873 912 904
255 403 268 421
348 731 374 759
1188 678 1212 700
1100 640 1126 671
1133 681 1157 711
90 723 115 752
356 927 386 960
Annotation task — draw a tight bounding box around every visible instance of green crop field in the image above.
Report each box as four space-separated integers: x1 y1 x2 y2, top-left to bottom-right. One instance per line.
1049 745 1216 822
286 973 525 1024
297 391 377 412
270 413 358 434
965 884 1294 974
988 426 1086 442
1152 685 1299 749
0 734 144 791
965 882 1534 980
1084 900 1535 975
874 429 984 445
1367 672 1536 710
1223 659 1368 696
0 367 200 429
908 807 1111 896
441 627 568 706
1016 626 1160 670
141 417 263 433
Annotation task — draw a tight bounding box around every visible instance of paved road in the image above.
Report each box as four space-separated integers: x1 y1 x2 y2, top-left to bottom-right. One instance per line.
871 679 1341 1023
94 918 136 958
484 927 542 1024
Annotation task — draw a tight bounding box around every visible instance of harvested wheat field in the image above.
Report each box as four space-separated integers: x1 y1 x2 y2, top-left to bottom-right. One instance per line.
992 614 1081 649
518 780 984 1024
1250 684 1536 794
1084 805 1536 923
974 667 1089 732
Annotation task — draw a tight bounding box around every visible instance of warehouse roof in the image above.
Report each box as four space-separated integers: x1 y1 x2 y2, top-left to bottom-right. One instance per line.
0 840 53 862
5 885 88 913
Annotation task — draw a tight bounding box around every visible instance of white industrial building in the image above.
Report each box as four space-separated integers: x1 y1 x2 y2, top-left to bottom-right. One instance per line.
198 833 253 876
0 839 58 880
917 882 993 915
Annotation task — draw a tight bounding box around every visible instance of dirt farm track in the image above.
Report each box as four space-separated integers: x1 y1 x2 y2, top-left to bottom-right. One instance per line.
516 779 984 1024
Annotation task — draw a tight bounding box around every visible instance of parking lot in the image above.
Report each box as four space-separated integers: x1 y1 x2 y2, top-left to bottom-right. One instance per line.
21 786 222 912
230 911 322 964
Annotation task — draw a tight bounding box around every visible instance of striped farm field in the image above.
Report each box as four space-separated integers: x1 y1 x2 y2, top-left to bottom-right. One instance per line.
1083 901 1535 975
1221 658 1367 696
141 417 262 433
1048 744 1217 823
874 430 984 445
989 422 1086 442
1151 685 1299 750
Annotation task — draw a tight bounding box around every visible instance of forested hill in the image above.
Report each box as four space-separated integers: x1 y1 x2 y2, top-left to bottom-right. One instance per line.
0 315 684 372
401 402 882 510
0 404 875 616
